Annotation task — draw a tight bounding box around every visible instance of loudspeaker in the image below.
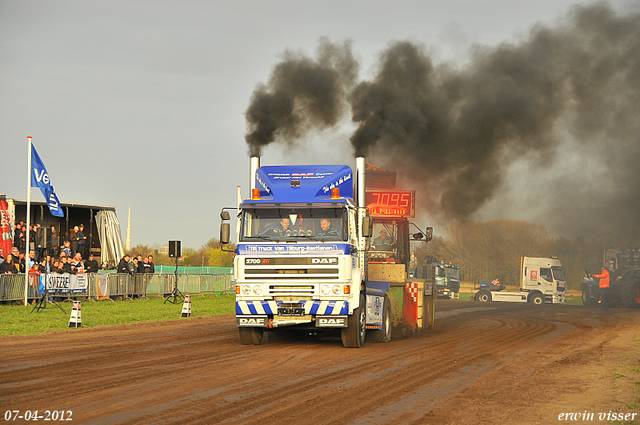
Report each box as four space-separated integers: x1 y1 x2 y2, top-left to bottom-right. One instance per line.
36 227 52 249
168 240 181 258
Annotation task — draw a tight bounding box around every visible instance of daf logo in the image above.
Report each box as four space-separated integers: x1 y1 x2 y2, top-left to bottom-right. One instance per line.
319 318 344 325
238 318 265 325
312 258 337 264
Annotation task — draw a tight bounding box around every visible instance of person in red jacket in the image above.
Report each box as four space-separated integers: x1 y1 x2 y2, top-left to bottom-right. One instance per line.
593 266 611 310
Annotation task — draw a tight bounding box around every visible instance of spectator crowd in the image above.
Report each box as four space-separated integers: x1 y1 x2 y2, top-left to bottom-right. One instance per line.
0 220 154 277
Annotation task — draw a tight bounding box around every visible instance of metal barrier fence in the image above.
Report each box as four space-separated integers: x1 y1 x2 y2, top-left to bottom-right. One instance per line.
0 273 235 303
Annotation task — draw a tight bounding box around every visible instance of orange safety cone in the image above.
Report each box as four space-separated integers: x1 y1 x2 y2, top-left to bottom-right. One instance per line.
69 301 82 328
181 295 191 317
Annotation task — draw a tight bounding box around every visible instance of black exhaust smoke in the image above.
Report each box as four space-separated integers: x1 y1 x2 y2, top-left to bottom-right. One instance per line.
245 38 359 157
245 3 640 242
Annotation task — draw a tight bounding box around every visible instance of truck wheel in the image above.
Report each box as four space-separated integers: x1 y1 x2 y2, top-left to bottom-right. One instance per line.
342 292 366 348
530 293 544 305
621 279 640 308
477 291 491 303
369 294 392 343
239 327 264 345
582 285 597 306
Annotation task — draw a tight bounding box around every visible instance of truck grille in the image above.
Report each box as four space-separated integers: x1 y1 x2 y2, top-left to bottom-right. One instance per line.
244 268 339 280
241 257 341 281
269 285 315 297
240 257 343 299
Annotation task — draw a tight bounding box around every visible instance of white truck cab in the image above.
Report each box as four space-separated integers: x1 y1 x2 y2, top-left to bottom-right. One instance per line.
475 256 566 305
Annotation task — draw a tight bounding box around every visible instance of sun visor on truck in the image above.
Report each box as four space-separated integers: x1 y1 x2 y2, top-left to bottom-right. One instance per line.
254 165 353 202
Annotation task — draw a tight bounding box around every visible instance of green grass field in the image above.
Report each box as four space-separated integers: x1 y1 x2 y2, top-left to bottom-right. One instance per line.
0 294 235 337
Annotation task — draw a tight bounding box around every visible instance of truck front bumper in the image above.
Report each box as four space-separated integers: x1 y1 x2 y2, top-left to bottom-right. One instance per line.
236 300 349 328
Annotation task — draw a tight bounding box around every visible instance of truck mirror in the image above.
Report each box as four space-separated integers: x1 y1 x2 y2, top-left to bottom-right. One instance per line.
220 210 231 221
425 227 433 242
413 232 424 240
220 223 230 244
362 216 372 237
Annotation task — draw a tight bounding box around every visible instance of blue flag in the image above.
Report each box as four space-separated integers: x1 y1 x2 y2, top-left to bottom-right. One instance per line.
31 144 64 217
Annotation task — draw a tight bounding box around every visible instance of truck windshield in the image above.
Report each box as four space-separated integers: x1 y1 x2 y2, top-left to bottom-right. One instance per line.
445 268 459 279
551 266 565 281
240 207 346 242
369 223 398 262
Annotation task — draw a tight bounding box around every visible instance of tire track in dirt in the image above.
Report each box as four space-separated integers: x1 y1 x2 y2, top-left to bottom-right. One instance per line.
144 313 564 424
0 303 610 425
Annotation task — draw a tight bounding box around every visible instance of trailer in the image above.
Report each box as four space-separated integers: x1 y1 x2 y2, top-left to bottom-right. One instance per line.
474 256 566 305
220 157 434 348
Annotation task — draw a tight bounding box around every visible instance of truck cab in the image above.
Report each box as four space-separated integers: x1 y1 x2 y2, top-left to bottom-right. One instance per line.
433 262 460 299
475 256 566 304
226 163 372 347
519 256 566 303
222 157 435 348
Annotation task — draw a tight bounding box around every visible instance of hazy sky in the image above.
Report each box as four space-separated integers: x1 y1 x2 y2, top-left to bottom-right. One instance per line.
1 0 635 249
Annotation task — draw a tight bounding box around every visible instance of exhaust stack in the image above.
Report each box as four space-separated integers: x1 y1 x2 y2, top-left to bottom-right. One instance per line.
250 156 260 193
356 157 366 208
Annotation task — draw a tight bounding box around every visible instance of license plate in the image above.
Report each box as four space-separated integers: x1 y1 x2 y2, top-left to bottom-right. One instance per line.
278 307 304 316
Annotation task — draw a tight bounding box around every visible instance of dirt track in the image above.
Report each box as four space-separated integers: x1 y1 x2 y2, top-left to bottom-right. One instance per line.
2 300 640 425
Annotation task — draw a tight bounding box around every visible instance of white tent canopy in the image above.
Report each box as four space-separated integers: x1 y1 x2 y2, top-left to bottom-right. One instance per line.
96 210 125 269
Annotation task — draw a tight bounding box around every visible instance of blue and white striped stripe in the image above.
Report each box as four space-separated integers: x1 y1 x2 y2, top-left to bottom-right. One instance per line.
236 300 349 315
236 300 278 315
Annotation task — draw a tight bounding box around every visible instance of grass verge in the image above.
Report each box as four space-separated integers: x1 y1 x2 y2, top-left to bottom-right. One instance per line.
0 294 235 338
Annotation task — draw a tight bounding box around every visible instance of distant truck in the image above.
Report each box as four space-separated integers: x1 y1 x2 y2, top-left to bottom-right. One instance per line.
433 262 460 299
582 248 640 308
474 256 566 305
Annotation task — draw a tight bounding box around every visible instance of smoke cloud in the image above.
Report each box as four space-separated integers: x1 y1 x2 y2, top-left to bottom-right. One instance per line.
245 38 358 156
245 3 640 243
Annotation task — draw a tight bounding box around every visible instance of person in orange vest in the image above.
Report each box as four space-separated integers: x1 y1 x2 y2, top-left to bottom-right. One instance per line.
593 266 610 310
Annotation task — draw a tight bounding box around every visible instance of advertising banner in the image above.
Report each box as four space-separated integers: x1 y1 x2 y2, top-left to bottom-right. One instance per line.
96 274 109 300
39 273 88 294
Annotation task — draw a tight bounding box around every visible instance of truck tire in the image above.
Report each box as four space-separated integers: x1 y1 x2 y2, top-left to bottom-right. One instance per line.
621 279 640 308
369 294 392 343
342 292 366 348
239 327 264 345
476 290 491 303
582 285 597 306
530 293 544 305
606 288 623 307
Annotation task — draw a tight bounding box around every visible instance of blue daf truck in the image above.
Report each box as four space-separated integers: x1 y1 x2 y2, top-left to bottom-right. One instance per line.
220 156 435 348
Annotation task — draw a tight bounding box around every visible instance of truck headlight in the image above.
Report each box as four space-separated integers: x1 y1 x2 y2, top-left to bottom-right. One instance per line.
320 284 331 295
332 285 342 295
252 285 263 296
241 285 251 295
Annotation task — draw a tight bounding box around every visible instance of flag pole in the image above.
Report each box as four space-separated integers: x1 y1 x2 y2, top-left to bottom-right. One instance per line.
24 136 33 306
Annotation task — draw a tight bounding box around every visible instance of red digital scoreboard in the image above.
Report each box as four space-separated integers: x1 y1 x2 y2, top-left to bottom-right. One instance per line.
365 190 415 218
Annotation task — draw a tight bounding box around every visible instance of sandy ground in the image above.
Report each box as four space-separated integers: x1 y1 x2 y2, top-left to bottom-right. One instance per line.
1 300 639 424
